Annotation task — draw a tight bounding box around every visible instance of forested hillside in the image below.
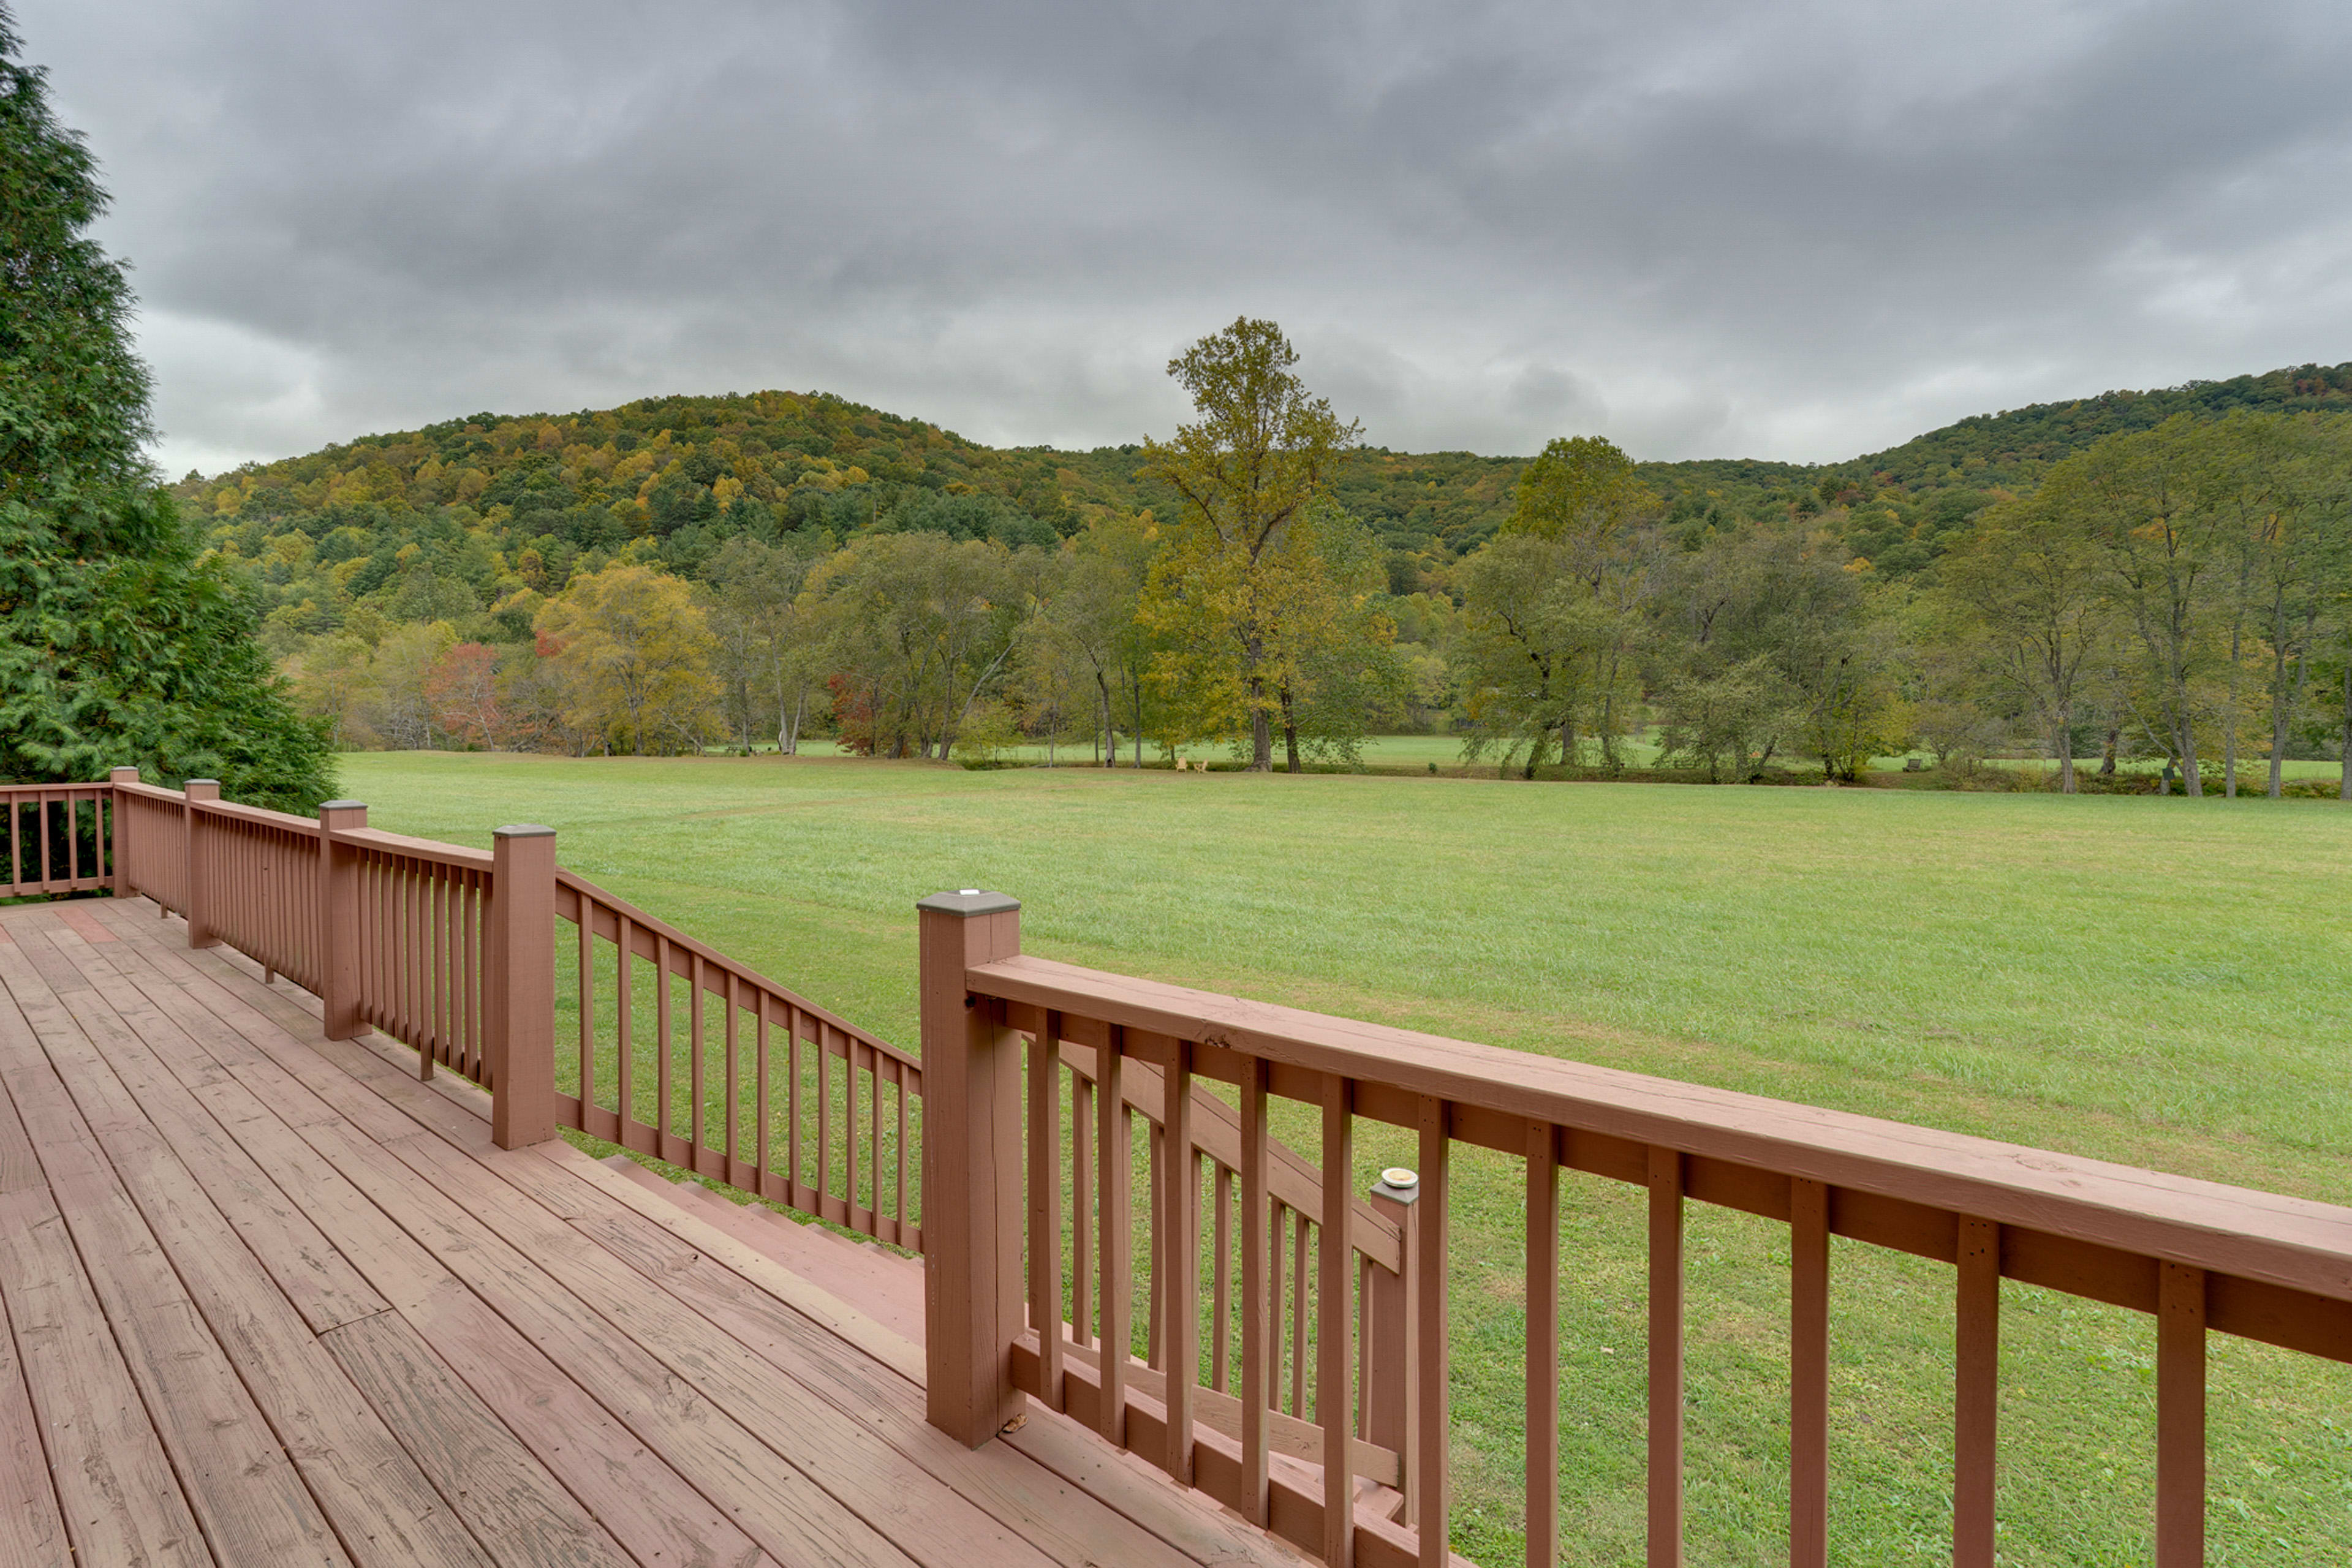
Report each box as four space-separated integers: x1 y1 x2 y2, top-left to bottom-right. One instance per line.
173 361 2352 634
170 350 2352 795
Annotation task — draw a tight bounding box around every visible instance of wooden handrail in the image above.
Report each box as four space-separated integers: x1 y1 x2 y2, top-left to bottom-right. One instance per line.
927 899 2352 1568
974 952 2352 1310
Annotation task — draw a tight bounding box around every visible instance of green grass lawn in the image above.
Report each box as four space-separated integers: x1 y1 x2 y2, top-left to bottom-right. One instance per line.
339 750 2352 1566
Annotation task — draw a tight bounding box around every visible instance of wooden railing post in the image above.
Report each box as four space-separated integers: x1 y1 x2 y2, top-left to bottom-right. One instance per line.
485 824 558 1149
1364 1169 1421 1521
917 888 1026 1447
107 767 138 897
317 801 366 1040
183 779 220 948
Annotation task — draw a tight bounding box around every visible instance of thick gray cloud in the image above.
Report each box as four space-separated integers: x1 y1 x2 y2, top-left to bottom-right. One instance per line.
18 0 2352 476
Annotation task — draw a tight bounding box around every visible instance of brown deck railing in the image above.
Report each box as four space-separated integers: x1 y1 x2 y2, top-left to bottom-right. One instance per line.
78 772 1374 1273
556 869 928 1250
2 780 116 898
918 890 2352 1568
86 771 928 1249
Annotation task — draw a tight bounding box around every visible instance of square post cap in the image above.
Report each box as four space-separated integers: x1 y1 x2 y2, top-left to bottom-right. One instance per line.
494 824 557 838
917 889 1020 917
319 799 367 811
1371 1168 1421 1205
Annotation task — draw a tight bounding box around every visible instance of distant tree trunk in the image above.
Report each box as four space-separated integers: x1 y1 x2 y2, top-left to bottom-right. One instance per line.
1280 687 1300 774
2054 703 2076 794
2100 728 2119 775
2172 712 2201 797
2341 660 2352 802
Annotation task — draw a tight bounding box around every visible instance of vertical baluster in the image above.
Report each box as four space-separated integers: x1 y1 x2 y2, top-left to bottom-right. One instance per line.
819 1022 834 1214
1356 1254 1372 1441
1318 1075 1355 1568
1073 1072 1094 1349
1162 1040 1198 1483
1526 1123 1559 1568
470 867 483 1076
357 855 373 1027
754 996 772 1191
1148 1118 1165 1371
724 971 741 1175
1954 1215 1999 1568
1648 1146 1684 1568
689 952 707 1167
1212 1163 1233 1394
1790 1178 1829 1568
785 1005 803 1205
446 869 462 1070
1269 1200 1288 1415
2156 1262 2205 1568
869 1040 885 1229
895 1057 911 1242
1028 1012 1065 1411
1291 1212 1311 1418
1239 1058 1271 1525
1411 1104 1448 1568
410 861 429 1066
1096 1029 1129 1446
405 862 429 1077
655 935 673 1152
891 1056 909 1242
615 912 636 1145
39 791 52 886
847 1035 863 1224
577 901 594 1117
470 870 489 1090
431 870 448 1065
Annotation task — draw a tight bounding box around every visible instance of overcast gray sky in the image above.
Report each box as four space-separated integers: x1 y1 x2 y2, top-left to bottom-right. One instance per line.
19 0 2352 478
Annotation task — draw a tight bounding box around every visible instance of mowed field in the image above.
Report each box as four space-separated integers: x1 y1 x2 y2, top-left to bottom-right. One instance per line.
340 752 2352 1566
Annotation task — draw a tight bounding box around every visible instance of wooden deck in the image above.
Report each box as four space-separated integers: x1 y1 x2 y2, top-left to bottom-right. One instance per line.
0 897 1311 1568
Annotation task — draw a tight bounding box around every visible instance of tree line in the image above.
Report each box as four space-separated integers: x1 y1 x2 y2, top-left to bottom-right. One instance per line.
276 319 2352 797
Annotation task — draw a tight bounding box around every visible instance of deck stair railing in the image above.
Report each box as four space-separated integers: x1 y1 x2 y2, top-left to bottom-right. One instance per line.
89 771 923 1246
918 888 2352 1568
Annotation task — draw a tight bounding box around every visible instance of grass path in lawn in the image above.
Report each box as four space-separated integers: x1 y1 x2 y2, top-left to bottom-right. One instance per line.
339 751 2352 1565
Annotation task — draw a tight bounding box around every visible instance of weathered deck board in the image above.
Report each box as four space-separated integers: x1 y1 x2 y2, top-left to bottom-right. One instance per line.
0 948 353 1567
26 929 497 1566
0 1254 72 1568
0 897 1318 1568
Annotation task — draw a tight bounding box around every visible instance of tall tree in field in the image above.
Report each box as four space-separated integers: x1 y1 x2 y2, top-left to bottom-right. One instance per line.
1935 494 2112 792
1140 318 1359 771
704 534 828 754
0 10 332 807
2205 415 2352 798
1028 512 1158 766
799 532 1041 760
2059 417 2231 794
534 564 720 753
1455 435 1656 774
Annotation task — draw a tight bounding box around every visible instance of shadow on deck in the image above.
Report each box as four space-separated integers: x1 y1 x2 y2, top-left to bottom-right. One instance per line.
0 897 1310 1568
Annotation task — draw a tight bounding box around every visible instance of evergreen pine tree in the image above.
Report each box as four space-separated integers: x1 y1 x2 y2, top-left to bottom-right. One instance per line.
0 5 333 810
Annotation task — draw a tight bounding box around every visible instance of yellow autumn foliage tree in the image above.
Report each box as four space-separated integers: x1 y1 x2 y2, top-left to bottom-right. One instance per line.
533 563 720 754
